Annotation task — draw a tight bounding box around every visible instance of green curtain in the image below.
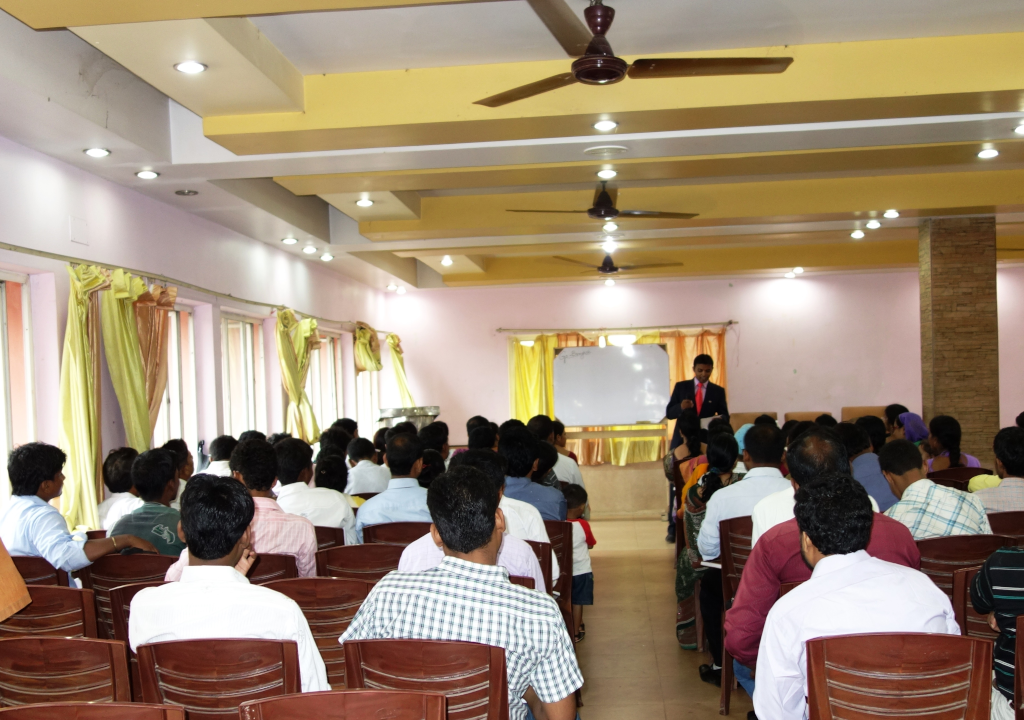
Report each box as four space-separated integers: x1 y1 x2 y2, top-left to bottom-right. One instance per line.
100 269 151 452
276 308 321 443
354 323 382 373
386 334 416 407
58 265 110 531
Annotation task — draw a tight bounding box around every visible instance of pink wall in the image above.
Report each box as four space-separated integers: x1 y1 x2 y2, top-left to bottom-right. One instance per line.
998 265 1024 427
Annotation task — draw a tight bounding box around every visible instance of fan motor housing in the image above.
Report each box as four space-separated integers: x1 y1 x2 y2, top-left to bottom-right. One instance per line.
587 205 620 220
572 55 628 85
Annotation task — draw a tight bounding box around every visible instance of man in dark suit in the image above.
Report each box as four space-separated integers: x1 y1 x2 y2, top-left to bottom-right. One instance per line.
666 354 729 450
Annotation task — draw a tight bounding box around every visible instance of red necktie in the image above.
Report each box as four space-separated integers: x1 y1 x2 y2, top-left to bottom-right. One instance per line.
696 383 704 414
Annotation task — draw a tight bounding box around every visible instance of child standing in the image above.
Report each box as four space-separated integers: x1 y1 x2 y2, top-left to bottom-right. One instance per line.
562 484 594 642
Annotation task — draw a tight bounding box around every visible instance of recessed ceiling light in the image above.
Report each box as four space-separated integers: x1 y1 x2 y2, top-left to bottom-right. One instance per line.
282 237 297 245
866 220 881 229
604 278 615 287
785 272 796 279
174 61 207 74
603 222 618 232
320 253 334 262
593 120 618 132
1015 124 1024 136
598 335 606 347
601 239 618 254
396 286 406 295
596 169 617 180
136 170 159 180
978 148 999 159
84 148 110 158
884 209 900 219
519 340 535 347
302 245 318 254
793 267 804 274
387 283 397 291
175 189 198 197
583 145 629 157
440 255 453 267
851 230 865 239
356 199 374 208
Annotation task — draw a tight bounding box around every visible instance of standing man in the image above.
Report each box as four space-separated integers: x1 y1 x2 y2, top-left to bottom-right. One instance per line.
666 353 729 450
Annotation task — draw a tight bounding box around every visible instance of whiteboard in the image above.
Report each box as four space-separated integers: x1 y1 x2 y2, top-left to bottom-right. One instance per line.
553 344 671 426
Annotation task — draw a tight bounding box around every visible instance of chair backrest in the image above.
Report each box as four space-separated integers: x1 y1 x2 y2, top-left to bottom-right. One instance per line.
86 530 107 541
78 554 179 640
0 637 131 706
988 512 1024 541
928 467 993 486
362 522 433 547
11 556 70 586
916 535 1016 600
543 521 575 636
839 406 886 422
951 567 999 640
1016 616 1024 720
0 585 98 638
524 541 552 594
509 576 535 590
315 545 403 584
728 412 776 431
137 639 300 720
239 690 446 720
929 476 970 492
806 632 992 720
264 578 370 688
0 703 185 720
344 639 508 720
779 582 801 598
108 581 166 701
246 554 298 585
314 526 345 551
784 412 830 423
719 516 753 603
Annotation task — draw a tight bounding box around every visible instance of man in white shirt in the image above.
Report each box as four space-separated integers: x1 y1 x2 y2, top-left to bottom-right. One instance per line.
754 472 959 720
202 435 238 478
275 438 356 544
129 474 329 693
98 447 143 531
344 437 390 495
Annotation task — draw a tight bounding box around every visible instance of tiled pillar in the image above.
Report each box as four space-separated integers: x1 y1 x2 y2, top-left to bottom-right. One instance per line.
919 216 999 465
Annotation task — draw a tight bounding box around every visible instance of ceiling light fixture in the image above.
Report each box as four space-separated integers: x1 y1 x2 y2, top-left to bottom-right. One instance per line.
598 335 607 347
387 283 397 291
174 61 207 74
440 255 453 267
136 170 159 180
175 189 198 197
596 169 617 180
320 253 334 261
793 267 804 274
884 209 900 219
785 272 796 279
593 120 618 132
978 148 999 159
519 339 535 347
602 239 618 254
866 220 881 229
355 198 374 208
281 237 297 245
603 222 618 232
84 148 110 158
396 286 406 295
302 245 318 254
1015 124 1024 136
608 334 636 346
604 278 615 287
851 230 865 239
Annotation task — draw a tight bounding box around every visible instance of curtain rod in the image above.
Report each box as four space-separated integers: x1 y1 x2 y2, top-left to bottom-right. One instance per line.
0 240 392 335
496 320 737 334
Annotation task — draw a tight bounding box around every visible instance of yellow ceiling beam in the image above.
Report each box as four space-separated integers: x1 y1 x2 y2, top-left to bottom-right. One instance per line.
206 32 1024 154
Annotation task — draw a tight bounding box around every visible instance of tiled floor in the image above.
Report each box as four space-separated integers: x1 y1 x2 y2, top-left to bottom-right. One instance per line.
576 519 754 720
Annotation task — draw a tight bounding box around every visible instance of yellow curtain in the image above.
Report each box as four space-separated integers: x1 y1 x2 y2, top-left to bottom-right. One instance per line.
354 323 383 373
276 308 321 443
135 284 177 433
386 334 416 407
511 335 557 421
59 265 110 531
100 270 151 453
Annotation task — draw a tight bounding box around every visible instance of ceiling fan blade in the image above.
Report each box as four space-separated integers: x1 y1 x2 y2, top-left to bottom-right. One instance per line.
617 210 698 219
507 209 590 214
474 73 579 107
554 256 599 268
627 57 793 79
618 262 686 271
524 0 593 57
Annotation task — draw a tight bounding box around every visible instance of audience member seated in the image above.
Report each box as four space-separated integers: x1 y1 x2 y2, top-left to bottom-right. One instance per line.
204 435 237 477
754 414 777 427
695 423 790 686
532 441 560 489
926 415 981 472
526 415 585 488
451 415 491 459
418 422 450 467
267 432 292 446
564 484 594 643
0 443 156 572
499 426 567 521
345 438 390 494
354 433 432 543
316 427 353 464
468 425 498 452
372 427 388 464
1018 411 1024 430
313 454 350 494
128 474 328 692
274 438 355 543
890 411 929 445
166 440 318 578
110 448 187 556
340 466 583 720
386 421 419 441
238 430 267 442
552 420 578 464
973 427 1024 512
880 439 991 539
417 449 447 489
670 409 704 544
753 473 959 720
163 439 194 510
854 415 888 456
98 447 142 531
883 403 910 438
332 417 359 439
814 414 837 428
834 422 898 512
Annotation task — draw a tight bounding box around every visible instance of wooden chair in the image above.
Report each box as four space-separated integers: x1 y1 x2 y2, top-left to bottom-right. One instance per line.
779 582 801 597
246 554 298 585
0 585 98 638
344 639 508 720
544 520 575 637
839 406 886 422
952 567 999 640
109 582 165 701
314 526 345 551
1016 616 1024 720
137 639 300 720
806 633 992 720
264 578 370 688
728 412 776 431
784 412 830 423
362 522 432 547
928 467 993 493
86 530 107 541
11 556 70 586
239 690 446 720
315 545 403 584
916 535 1015 600
0 703 184 720
719 515 754 716
78 554 178 640
0 637 131 706
525 541 553 594
988 512 1024 542
509 576 535 589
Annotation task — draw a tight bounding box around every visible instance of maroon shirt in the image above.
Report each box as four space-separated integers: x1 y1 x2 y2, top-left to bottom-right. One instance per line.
723 513 920 667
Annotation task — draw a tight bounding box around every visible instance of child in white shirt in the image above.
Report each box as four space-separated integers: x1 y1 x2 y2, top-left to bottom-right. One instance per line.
563 484 594 642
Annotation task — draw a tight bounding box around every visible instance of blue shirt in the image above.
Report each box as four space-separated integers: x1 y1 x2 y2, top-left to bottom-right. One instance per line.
851 453 899 513
354 477 432 543
0 494 91 572
503 476 566 521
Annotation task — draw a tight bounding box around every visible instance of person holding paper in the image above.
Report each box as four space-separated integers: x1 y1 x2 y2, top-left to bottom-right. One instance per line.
666 353 729 450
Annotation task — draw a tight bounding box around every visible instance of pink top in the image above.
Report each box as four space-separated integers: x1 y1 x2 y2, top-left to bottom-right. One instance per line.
926 452 981 472
398 532 548 592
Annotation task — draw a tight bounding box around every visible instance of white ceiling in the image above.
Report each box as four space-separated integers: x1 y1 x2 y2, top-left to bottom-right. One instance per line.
252 0 1024 75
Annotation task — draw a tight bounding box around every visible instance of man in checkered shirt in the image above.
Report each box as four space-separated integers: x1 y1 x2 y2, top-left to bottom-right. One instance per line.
340 465 583 720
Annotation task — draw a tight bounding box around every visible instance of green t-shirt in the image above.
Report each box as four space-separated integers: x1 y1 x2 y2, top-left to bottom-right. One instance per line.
109 502 186 556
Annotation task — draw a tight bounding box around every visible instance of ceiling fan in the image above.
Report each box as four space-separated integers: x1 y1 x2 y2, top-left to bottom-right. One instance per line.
475 0 793 107
508 181 696 221
554 254 684 275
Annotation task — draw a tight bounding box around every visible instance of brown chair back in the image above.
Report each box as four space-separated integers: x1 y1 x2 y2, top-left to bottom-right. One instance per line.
246 554 298 585
806 633 992 720
719 516 753 603
543 521 575 637
239 690 446 720
316 545 403 584
0 637 130 706
916 535 1015 600
784 412 830 423
952 567 999 640
0 703 184 720
728 412 776 431
86 531 107 541
987 512 1024 541
108 582 165 701
509 576 535 590
362 522 432 547
314 526 345 551
928 467 993 492
0 586 97 639
1016 616 1024 720
264 578 369 688
11 556 70 587
839 406 886 422
524 541 552 594
137 639 300 720
344 639 508 720
779 582 801 598
78 555 178 640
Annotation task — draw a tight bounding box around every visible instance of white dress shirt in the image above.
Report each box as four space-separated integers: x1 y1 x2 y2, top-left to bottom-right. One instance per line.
98 493 144 531
754 551 959 720
128 565 329 693
203 460 233 478
344 460 391 495
399 533 548 592
552 454 585 488
0 495 90 572
751 485 879 547
697 467 791 560
499 495 560 580
275 482 356 545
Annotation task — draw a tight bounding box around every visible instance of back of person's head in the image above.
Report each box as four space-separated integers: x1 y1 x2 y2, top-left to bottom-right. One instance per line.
314 454 348 492
318 427 353 460
8 442 66 496
754 414 778 427
162 439 190 473
179 474 255 560
526 415 555 442
787 420 816 446
427 466 499 554
533 442 559 482
468 425 497 450
466 415 490 436
707 416 735 439
499 419 526 437
877 439 924 475
372 428 388 458
743 424 785 465
385 421 418 442
677 408 702 456
449 449 507 492
885 404 910 428
929 415 963 466
131 449 178 502
498 426 538 478
855 416 887 454
332 418 359 437
238 430 266 443
815 414 838 428
103 447 138 494
552 420 566 439
834 422 871 459
562 483 588 511
229 439 278 491
266 432 292 446
274 438 313 485
994 427 1024 477
386 433 423 476
209 435 238 462
418 449 447 489
418 422 448 454
347 437 376 463
794 472 873 555
780 419 798 438
1018 411 1024 430
700 433 740 499
693 353 713 368
785 427 850 486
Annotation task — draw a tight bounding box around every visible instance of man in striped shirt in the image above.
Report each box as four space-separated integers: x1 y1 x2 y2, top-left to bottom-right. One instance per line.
971 545 1024 720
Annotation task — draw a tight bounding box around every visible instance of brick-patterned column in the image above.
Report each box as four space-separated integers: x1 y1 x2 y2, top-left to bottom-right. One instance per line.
919 216 999 465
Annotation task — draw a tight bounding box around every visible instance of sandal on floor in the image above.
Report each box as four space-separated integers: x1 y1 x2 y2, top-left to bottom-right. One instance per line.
574 628 585 642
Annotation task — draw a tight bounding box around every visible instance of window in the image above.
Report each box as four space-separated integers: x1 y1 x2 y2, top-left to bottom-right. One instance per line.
356 368 380 441
304 335 343 430
0 279 33 509
221 316 266 437
151 310 198 456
